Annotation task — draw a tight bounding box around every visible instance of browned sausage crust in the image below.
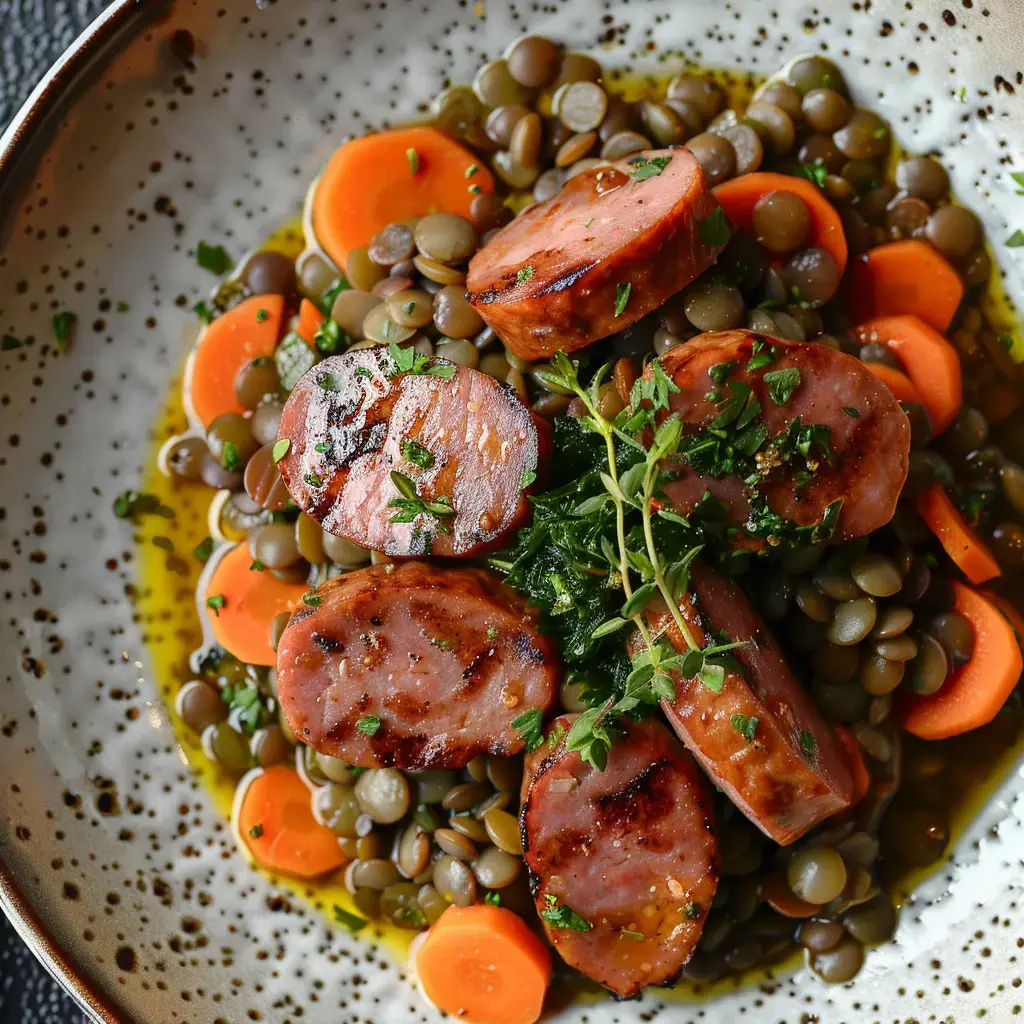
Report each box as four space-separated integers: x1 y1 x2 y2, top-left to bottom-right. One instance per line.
521 714 719 998
466 149 726 361
276 562 560 769
637 562 855 845
649 329 911 543
276 347 546 558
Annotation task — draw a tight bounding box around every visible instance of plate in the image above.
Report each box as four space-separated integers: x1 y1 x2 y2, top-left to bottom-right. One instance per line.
1 1 1023 1021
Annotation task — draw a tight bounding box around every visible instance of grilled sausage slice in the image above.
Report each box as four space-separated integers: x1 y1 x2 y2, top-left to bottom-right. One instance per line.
521 714 719 997
466 149 726 361
276 562 560 768
638 561 855 845
275 347 545 558
648 329 911 543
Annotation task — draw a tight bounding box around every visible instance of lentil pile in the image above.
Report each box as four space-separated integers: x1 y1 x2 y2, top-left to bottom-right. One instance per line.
154 36 1024 1001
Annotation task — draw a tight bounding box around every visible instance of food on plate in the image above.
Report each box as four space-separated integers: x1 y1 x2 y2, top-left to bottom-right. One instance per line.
147 35 1024 1017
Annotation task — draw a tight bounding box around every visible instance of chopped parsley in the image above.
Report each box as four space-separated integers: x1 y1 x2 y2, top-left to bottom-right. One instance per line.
193 536 214 563
386 341 456 379
272 438 290 463
484 892 501 906
800 729 817 761
302 590 322 608
113 490 174 521
800 161 828 188
388 470 456 533
627 153 672 181
842 406 861 419
539 894 592 932
256 307 269 323
1012 171 1024 196
521 467 537 490
193 300 215 325
332 905 368 933
957 84 968 103
465 163 479 178
763 367 801 405
517 265 535 284
401 438 435 469
317 276 351 316
303 472 323 488
314 441 332 453
249 560 265 572
355 715 381 737
220 441 241 472
614 282 631 317
248 823 264 839
205 594 226 616
698 207 732 247
196 241 233 275
1008 230 1024 248
731 714 759 743
511 708 544 752
872 126 888 139
314 317 347 355
406 147 420 174
683 902 702 920
547 720 566 750
51 311 76 353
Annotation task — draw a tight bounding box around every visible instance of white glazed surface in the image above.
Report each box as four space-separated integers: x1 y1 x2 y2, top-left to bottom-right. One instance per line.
0 1 1023 1022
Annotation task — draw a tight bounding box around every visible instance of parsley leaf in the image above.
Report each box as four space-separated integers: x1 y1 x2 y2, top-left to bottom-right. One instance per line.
112 490 174 521
314 317 347 355
193 300 215 325
196 241 233 275
401 438 434 469
627 154 672 181
388 471 456 533
614 282 631 317
763 367 801 405
386 341 456 379
517 265 535 284
484 892 501 906
511 708 544 752
800 730 818 761
256 307 269 323
192 536 214 563
731 714 759 743
1007 229 1024 248
539 894 592 932
51 311 76 353
800 161 828 188
205 594 226 616
248 823 263 839
698 207 732 247
1011 170 1024 195
272 438 291 463
332 905 368 933
355 715 381 737
220 441 241 472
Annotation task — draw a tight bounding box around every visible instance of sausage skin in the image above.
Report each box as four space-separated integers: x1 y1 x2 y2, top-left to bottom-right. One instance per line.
650 330 910 543
637 561 855 845
276 347 545 558
466 149 726 361
276 562 560 768
521 715 719 997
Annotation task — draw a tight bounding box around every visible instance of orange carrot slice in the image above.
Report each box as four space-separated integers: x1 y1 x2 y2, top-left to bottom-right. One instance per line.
854 315 962 434
312 126 494 269
844 240 964 332
416 905 551 1024
982 589 1024 656
204 542 308 666
861 361 923 406
902 582 1023 740
237 766 346 879
295 298 325 347
188 295 285 427
915 485 1001 585
712 172 847 274
833 726 870 805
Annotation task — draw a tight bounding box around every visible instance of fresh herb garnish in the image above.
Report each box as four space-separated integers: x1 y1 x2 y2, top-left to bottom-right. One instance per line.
355 715 381 737
484 892 501 906
731 714 759 743
272 438 290 463
303 472 323 488
465 163 479 178
205 594 226 616
220 441 241 472
539 894 592 932
1011 171 1024 196
249 560 265 572
517 265 535 284
51 311 76 353
698 207 732 247
332 905 368 933
388 471 456 533
113 490 174 521
763 367 801 405
511 709 544 752
800 729 817 761
842 406 861 419
249 823 264 839
302 590 322 608
547 721 566 750
683 902 702 920
1007 230 1024 248
256 307 269 323
314 441 331 453
317 277 351 316
193 300 215 325
193 536 214 563
627 154 672 181
521 467 537 490
800 161 828 188
196 241 232 275
386 341 456 379
401 438 435 469
998 334 1014 353
314 317 347 355
406 147 419 174
614 282 631 317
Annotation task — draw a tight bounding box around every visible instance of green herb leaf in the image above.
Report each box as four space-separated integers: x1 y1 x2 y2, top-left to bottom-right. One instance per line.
314 317 347 355
317 277 351 316
731 714 759 743
521 467 537 490
302 590 322 608
517 265 535 284
746 351 774 372
206 594 226 616
401 438 435 469
1007 229 1024 248
591 617 629 639
842 406 861 419
484 892 501 906
614 282 632 317
697 661 726 692
272 438 291 463
1011 171 1024 194
193 300 215 324
511 708 544 752
249 560 265 572
332 905 368 933
196 241 233 275
539 894 592 932
800 729 818 761
256 307 269 323
763 367 801 405
547 721 565 750
248 823 264 839
627 154 672 181
51 311 77 353
698 207 732 247
406 147 420 174
683 901 702 920
112 490 174 521
303 471 323 488
621 581 656 618
220 441 241 472
193 536 214 563
355 715 381 737
465 164 479 178
800 161 828 188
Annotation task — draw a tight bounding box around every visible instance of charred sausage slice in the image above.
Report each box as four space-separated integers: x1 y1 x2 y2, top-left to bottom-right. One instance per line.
466 149 726 361
649 329 910 543
521 714 719 997
276 347 545 558
639 561 855 845
276 562 559 769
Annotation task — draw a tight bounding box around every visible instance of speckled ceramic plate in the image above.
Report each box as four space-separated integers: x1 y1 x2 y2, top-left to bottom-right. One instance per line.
2 2 1024 1022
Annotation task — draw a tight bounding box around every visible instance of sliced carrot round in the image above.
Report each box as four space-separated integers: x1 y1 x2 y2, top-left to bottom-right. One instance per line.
712 171 847 274
295 297 325 347
861 361 923 406
236 766 345 879
416 905 551 1024
854 315 962 434
902 582 1023 740
312 126 494 270
844 240 964 332
204 542 308 666
188 294 285 427
833 726 870 805
915 484 1001 585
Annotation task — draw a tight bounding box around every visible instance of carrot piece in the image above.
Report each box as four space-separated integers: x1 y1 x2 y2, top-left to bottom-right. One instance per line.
980 589 1024 654
187 295 285 427
833 726 870 805
416 905 551 1024
236 765 345 879
312 126 495 269
901 581 1023 740
204 542 308 666
861 361 923 406
295 298 325 347
711 172 847 274
915 485 1001 585
854 315 962 434
844 240 964 332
